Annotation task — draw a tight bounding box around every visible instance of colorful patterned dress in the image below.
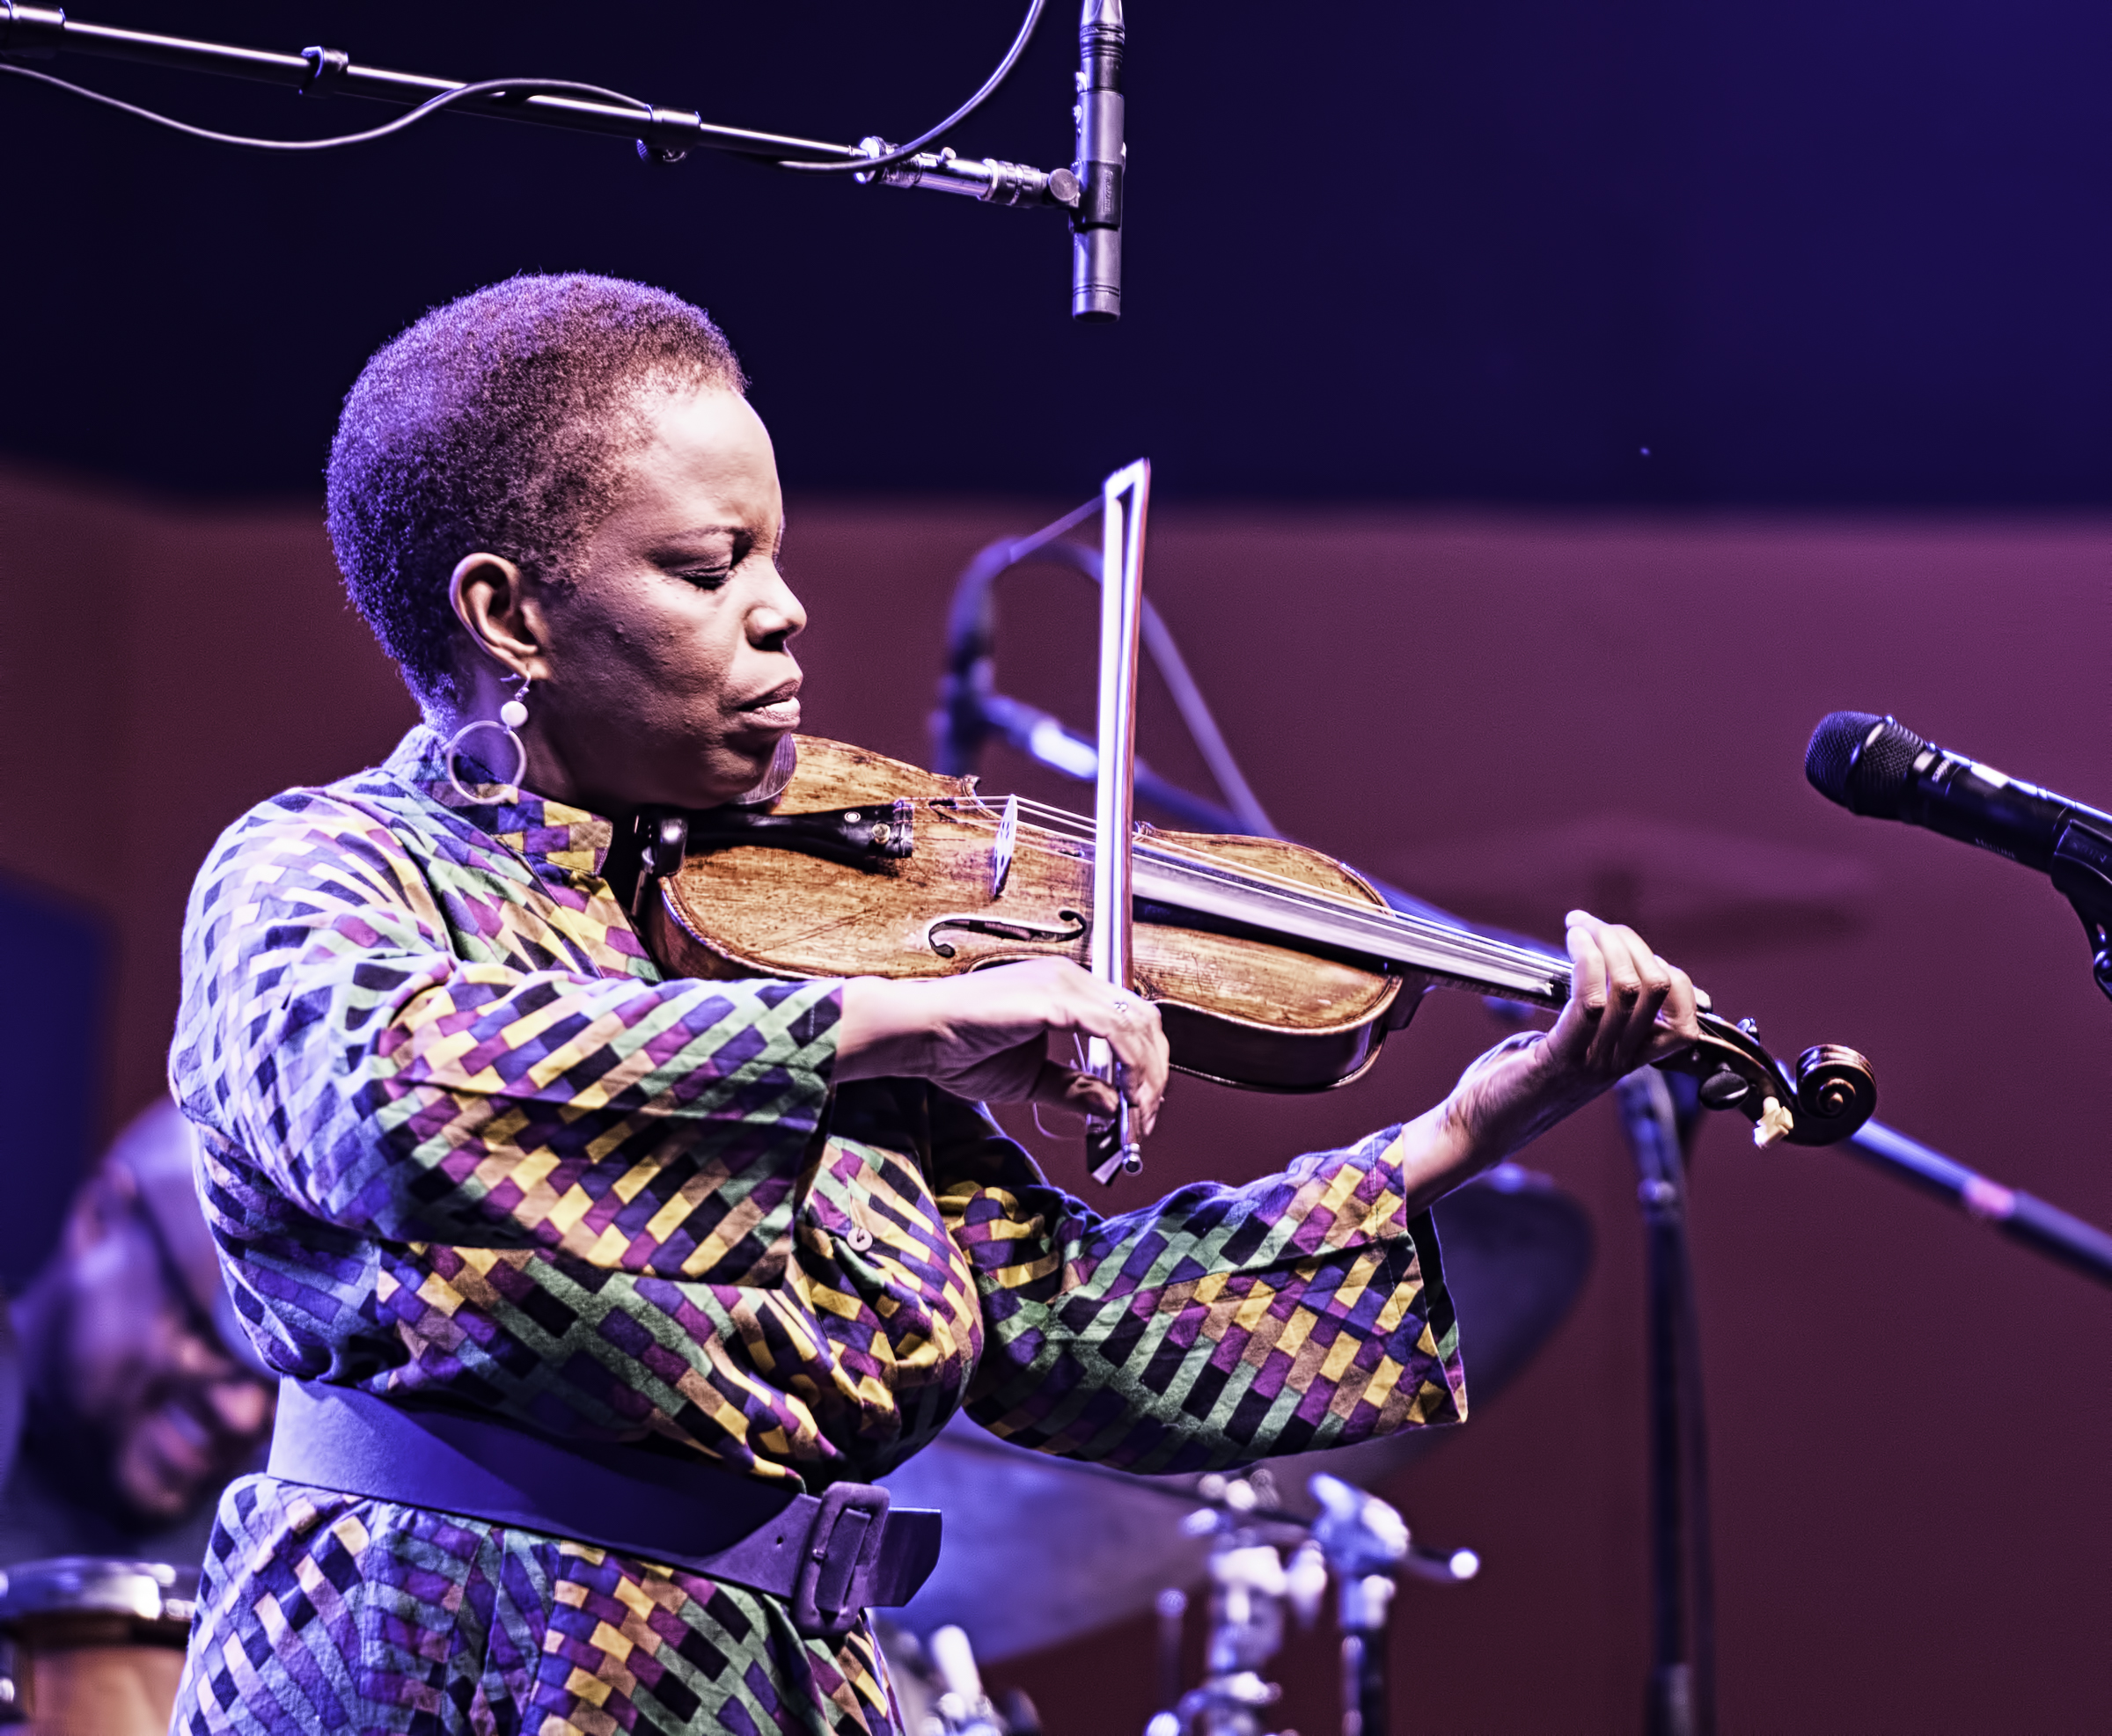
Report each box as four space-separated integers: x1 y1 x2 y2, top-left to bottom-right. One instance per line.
167 727 1467 1735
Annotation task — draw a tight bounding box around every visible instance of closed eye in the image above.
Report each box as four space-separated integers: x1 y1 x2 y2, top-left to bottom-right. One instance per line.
656 528 755 592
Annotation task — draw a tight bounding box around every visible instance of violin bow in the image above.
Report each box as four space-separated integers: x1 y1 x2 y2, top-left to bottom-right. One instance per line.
1087 458 1151 1184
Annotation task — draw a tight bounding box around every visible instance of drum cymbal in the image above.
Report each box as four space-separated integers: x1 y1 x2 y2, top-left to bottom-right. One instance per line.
879 1162 1592 1661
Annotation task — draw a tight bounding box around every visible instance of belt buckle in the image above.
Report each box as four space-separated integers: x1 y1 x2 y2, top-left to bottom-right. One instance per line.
792 1482 892 1641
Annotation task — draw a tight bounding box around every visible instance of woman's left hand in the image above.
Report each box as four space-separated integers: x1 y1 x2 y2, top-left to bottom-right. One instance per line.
1434 910 1704 1172
1546 908 1703 1080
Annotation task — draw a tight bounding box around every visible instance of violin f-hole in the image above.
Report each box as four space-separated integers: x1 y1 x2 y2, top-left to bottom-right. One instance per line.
927 908 1089 961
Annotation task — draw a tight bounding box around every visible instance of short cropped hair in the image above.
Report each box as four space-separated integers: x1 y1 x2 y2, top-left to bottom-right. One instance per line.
326 274 746 707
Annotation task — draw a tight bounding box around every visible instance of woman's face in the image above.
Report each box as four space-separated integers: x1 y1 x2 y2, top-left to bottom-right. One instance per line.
512 385 808 816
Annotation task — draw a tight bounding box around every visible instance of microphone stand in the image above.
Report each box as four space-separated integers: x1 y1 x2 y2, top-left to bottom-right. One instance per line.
1614 1069 1717 1736
1608 1077 2112 1736
1845 1121 2112 1287
933 516 1280 838
936 505 2112 1734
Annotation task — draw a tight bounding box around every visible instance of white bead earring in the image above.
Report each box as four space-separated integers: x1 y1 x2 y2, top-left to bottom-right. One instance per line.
445 675 532 803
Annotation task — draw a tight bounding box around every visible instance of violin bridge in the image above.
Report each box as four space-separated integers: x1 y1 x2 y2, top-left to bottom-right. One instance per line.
990 794 1019 900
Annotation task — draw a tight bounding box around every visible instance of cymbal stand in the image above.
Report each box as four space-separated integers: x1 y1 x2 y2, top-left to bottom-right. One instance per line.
1309 1475 1412 1736
926 1624 1010 1736
1155 1588 1190 1719
1145 1469 1311 1736
1614 1067 1717 1736
1144 1471 1478 1736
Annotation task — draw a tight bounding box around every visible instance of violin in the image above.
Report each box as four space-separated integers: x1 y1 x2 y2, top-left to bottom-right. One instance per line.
637 736 1878 1153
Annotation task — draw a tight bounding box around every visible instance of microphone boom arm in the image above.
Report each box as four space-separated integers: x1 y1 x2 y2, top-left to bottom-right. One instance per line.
0 2 1084 210
1848 1121 2112 1290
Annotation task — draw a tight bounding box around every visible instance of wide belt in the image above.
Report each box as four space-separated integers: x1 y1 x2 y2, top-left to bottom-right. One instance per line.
268 1380 941 1640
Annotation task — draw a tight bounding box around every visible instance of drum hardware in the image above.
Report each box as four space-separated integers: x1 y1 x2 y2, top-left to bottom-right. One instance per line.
925 1624 1000 1734
1144 1466 1301 1736
0 1557 196 1733
880 1168 1591 1664
876 1622 1042 1736
1154 1588 1189 1717
1309 1475 1479 1736
1143 1469 1476 1736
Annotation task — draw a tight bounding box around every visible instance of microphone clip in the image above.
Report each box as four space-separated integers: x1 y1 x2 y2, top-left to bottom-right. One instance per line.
2076 907 2112 1005
2050 819 2112 1004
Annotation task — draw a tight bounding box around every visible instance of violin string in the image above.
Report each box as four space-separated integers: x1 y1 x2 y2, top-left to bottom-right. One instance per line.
934 794 1573 985
923 795 1716 1044
963 796 1523 961
988 797 1568 977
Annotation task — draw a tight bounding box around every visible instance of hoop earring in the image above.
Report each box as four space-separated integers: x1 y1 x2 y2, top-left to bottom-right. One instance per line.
444 678 532 802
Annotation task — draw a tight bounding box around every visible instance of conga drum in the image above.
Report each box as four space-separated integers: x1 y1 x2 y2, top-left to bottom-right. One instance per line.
0 1558 196 1733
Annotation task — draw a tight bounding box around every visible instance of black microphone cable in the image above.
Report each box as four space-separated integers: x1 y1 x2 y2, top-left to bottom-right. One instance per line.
0 66 656 150
0 1 1045 172
778 0 1046 174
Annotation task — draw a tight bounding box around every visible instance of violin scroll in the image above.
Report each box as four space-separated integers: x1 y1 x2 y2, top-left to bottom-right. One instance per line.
1663 1014 1876 1149
1793 1044 1880 1141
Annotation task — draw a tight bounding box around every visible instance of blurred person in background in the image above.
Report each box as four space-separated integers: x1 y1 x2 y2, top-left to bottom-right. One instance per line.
0 1097 275 1565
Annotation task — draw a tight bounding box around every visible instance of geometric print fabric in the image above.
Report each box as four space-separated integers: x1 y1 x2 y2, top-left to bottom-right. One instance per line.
182 1476 897 1735
169 729 1465 1732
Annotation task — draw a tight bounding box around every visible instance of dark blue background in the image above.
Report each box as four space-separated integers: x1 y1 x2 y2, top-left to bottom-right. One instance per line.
4 0 2108 506
0 878 106 1289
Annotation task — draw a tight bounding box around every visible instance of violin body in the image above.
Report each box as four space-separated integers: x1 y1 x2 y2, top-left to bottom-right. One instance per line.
645 735 1878 1146
647 736 1422 1092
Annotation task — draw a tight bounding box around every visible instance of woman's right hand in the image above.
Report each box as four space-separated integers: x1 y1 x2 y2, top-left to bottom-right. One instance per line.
836 960 1170 1133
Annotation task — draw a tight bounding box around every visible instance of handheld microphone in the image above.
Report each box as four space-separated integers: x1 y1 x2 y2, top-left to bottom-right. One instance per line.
1071 0 1125 321
1804 710 2112 951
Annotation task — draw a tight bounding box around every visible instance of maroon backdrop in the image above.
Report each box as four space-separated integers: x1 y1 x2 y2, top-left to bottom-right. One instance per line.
4 464 2105 1731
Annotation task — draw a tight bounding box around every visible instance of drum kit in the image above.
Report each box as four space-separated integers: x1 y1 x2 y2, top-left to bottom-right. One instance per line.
0 1313 197 1736
0 1557 195 1736
876 1161 1595 1736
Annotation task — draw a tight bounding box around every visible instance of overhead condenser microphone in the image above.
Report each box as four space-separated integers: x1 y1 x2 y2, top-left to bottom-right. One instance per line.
1071 0 1125 321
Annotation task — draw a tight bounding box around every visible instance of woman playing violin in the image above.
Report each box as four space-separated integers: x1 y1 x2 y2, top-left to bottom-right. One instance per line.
169 274 1700 1736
